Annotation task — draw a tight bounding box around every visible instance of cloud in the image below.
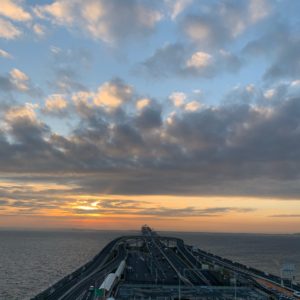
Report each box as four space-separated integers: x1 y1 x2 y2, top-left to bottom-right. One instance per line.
291 80 300 88
33 23 46 37
243 20 300 81
50 47 92 68
1 0 300 226
139 43 186 78
0 181 75 214
94 79 133 109
135 206 255 217
0 17 21 39
62 79 135 118
263 89 276 100
181 0 272 48
186 51 213 69
9 68 29 91
0 104 72 173
248 0 271 24
264 38 300 80
1 78 300 199
0 68 40 96
47 47 92 93
4 103 38 124
184 101 200 112
34 0 162 44
0 0 31 22
73 199 254 217
3 104 53 156
169 92 186 107
136 98 151 111
134 104 162 130
165 0 193 20
10 68 28 81
68 78 134 117
43 94 68 115
1 182 253 218
52 68 87 93
0 68 41 97
0 49 13 59
270 214 300 218
97 199 149 209
0 74 14 92
182 14 229 48
139 43 242 78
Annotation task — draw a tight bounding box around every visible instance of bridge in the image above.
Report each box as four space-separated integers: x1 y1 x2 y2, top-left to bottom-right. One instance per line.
32 226 300 300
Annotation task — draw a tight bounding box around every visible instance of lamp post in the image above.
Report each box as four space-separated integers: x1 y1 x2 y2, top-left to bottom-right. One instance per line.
234 272 237 300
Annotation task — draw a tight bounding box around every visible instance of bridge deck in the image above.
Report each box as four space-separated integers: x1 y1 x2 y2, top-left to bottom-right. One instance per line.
32 226 299 300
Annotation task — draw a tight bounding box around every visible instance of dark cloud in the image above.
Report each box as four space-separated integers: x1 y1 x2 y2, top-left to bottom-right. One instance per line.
0 184 71 203
264 38 300 80
2 84 300 198
242 20 300 81
8 117 49 147
0 107 70 172
134 105 162 129
10 200 58 210
242 22 289 57
181 13 231 49
0 71 42 97
2 0 300 225
35 0 162 44
0 74 14 91
139 43 187 78
69 173 300 199
180 0 272 49
270 214 300 218
138 43 242 79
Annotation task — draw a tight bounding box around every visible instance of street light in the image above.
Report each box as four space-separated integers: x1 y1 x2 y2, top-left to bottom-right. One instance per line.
178 275 181 300
234 272 237 300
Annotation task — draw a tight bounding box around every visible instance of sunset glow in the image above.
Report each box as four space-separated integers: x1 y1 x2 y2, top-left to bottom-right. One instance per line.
1 0 300 233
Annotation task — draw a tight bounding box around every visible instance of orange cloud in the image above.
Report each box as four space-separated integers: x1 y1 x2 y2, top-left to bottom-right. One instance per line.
0 0 31 22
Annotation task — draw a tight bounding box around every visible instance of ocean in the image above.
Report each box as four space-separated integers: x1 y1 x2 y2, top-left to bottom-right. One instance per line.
0 229 299 300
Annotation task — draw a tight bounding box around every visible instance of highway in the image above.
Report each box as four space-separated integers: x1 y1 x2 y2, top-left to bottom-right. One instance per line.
59 244 126 300
33 237 125 299
32 226 300 300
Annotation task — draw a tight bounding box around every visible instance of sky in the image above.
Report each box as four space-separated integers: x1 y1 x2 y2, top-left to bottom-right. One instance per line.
0 0 300 233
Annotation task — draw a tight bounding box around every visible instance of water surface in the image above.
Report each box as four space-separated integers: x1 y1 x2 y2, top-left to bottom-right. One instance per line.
0 230 299 299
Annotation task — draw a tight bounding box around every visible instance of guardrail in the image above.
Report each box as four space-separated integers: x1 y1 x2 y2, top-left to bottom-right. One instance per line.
192 246 300 296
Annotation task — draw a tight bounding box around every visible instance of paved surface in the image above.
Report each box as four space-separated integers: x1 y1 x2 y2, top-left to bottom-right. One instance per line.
32 226 300 300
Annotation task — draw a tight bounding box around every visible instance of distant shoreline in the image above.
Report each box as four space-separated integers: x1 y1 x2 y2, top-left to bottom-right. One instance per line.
0 227 299 236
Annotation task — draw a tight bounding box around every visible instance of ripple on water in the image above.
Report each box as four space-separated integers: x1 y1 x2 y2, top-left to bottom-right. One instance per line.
0 230 299 299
